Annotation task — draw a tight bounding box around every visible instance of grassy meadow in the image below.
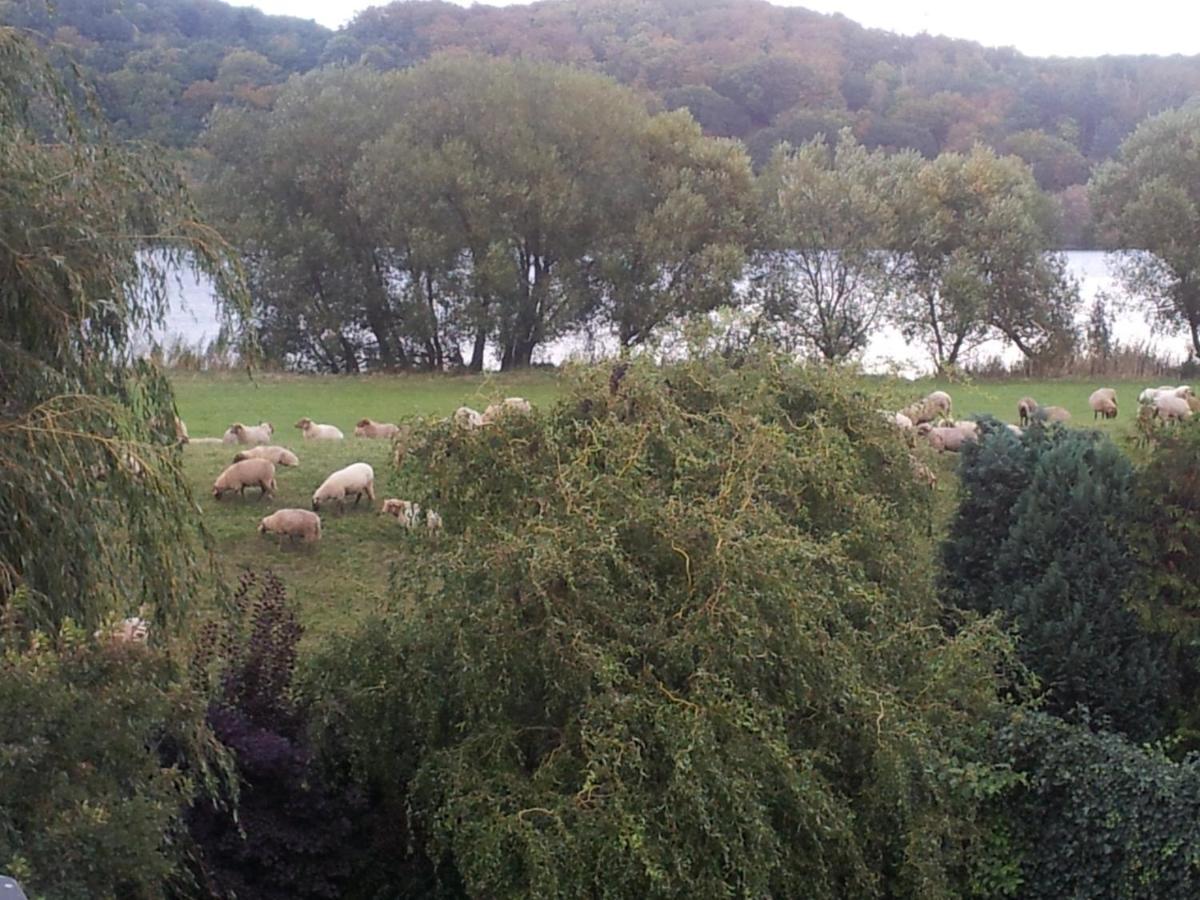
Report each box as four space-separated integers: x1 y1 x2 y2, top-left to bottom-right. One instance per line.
172 368 1151 636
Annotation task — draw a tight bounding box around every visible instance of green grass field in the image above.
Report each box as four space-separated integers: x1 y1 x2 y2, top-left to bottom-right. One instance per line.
172 369 1150 636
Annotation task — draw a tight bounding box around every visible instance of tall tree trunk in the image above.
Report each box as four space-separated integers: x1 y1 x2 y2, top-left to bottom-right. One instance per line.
469 327 487 372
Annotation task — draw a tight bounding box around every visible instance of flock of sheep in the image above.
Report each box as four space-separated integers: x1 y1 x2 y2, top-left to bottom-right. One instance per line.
185 398 533 548
887 382 1197 459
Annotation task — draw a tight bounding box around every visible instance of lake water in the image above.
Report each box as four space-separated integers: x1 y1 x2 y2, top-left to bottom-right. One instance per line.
155 251 1189 377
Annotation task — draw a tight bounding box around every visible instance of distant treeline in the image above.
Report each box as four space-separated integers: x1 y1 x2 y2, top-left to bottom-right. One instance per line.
9 0 1200 245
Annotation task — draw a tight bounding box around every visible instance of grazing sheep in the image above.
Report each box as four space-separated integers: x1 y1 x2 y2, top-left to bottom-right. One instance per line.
1033 405 1071 425
1017 396 1038 427
481 397 533 425
354 418 401 439
95 616 150 645
1155 393 1193 422
924 425 976 453
174 416 189 444
312 462 374 511
900 390 953 426
224 422 274 445
258 508 322 544
295 417 344 440
234 445 300 467
1089 388 1118 420
453 406 484 430
380 498 443 530
212 458 276 501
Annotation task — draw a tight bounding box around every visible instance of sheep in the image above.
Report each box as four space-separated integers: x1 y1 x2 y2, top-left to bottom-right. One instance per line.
881 410 914 429
258 508 322 544
1154 393 1193 422
900 390 953 426
380 498 443 531
295 417 345 440
95 616 150 645
1006 423 1024 437
453 406 484 430
212 458 276 501
188 437 226 445
224 422 274 445
312 462 374 511
234 445 300 467
1089 388 1118 420
481 397 533 425
1017 396 1038 427
954 420 979 439
1139 386 1190 407
922 425 976 453
1033 405 1071 425
354 418 401 439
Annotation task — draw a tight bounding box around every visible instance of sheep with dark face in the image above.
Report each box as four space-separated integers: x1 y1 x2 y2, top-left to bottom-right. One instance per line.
1017 397 1038 427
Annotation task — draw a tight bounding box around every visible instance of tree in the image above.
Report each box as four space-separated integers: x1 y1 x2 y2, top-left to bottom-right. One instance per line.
307 357 1018 898
942 423 1172 741
891 146 1079 372
1090 104 1200 356
0 26 242 896
0 26 245 631
754 131 910 362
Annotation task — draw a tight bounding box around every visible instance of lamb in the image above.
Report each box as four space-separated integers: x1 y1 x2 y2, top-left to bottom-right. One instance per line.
900 390 953 426
453 406 484 430
295 417 345 440
1089 388 1118 420
258 508 322 544
234 445 300 467
381 498 444 530
212 458 276 501
1033 405 1071 425
312 462 374 511
223 422 274 445
481 397 533 425
354 418 401 439
1154 393 1193 422
1017 396 1038 427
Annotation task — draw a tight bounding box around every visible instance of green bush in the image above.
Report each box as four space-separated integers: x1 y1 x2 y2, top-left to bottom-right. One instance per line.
306 356 1018 899
0 623 219 899
942 420 1172 740
994 710 1200 899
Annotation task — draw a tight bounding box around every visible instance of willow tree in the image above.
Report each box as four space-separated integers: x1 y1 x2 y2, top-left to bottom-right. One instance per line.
0 28 246 632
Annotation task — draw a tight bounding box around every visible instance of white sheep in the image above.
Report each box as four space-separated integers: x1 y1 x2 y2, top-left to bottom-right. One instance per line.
1155 393 1193 422
312 462 375 511
453 406 484 430
481 397 533 425
212 458 277 501
354 418 401 439
1017 396 1038 427
295 417 345 440
900 390 953 426
223 422 274 445
1089 388 1118 420
234 445 300 467
954 420 979 439
258 508 322 544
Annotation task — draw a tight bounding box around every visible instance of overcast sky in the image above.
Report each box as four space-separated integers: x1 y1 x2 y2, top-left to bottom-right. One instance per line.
246 0 1200 59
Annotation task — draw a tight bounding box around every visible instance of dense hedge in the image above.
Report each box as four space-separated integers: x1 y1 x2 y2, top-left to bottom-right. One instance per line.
996 710 1200 899
305 355 1018 898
